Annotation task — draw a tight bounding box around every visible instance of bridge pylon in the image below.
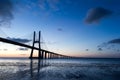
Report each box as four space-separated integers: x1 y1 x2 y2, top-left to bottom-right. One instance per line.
29 31 41 59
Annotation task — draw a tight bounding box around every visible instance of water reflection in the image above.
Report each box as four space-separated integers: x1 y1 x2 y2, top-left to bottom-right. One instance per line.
30 59 48 80
0 58 120 80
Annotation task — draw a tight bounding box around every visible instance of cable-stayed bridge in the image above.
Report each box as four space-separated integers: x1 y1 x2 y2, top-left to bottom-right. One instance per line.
0 31 73 59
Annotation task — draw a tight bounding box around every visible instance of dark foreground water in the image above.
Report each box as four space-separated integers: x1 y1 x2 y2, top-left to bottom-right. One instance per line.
0 58 120 80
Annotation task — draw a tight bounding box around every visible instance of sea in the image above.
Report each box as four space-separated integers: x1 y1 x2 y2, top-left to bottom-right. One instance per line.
0 58 120 80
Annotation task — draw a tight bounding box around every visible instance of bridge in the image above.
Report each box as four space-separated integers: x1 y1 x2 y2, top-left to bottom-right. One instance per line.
0 31 73 59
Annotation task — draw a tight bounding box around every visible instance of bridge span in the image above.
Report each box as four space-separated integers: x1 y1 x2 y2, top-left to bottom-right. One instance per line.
0 31 73 59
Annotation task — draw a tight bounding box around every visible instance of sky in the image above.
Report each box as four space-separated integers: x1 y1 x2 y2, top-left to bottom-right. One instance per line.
0 0 120 58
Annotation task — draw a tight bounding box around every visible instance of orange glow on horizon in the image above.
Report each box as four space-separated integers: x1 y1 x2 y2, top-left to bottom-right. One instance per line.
0 50 39 58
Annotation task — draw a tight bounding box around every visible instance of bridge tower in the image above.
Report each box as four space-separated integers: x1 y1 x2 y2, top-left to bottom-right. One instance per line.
29 31 41 59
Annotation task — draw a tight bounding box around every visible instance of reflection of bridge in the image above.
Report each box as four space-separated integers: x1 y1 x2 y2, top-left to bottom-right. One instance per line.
0 31 73 59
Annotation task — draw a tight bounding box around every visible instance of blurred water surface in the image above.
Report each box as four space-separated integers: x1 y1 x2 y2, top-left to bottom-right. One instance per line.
0 58 120 80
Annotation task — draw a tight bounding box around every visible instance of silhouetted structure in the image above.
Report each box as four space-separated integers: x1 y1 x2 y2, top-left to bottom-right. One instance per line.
0 31 73 59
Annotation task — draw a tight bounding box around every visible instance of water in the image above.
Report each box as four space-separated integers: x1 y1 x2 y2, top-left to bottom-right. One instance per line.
0 58 120 80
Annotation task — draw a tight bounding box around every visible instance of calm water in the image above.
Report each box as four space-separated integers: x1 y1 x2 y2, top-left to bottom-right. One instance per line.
0 58 120 80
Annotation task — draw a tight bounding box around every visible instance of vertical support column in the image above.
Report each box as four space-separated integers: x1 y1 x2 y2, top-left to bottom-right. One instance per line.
54 54 56 59
29 31 42 59
41 51 44 59
48 52 50 59
46 53 48 59
45 51 47 59
54 54 55 58
30 31 35 59
52 53 54 59
52 54 54 59
38 31 41 59
55 54 57 59
53 54 54 59
50 53 51 59
51 53 52 59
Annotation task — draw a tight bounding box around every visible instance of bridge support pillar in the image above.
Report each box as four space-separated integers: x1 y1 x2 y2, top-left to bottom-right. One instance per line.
44 51 46 59
50 53 52 59
29 31 41 59
48 53 50 59
41 50 44 59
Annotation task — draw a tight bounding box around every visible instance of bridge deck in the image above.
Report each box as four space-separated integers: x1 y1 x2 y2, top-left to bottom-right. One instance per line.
0 37 68 57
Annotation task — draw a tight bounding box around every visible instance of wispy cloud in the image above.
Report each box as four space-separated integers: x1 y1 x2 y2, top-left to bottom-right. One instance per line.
57 28 63 31
0 0 14 27
85 7 112 24
108 38 120 44
46 0 60 11
7 37 31 43
97 38 120 52
20 0 61 11
38 0 60 11
17 47 28 51
0 0 61 27
98 48 103 51
3 49 8 51
85 49 89 51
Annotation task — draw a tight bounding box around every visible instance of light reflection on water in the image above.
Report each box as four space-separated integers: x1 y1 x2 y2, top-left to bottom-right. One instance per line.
0 58 120 80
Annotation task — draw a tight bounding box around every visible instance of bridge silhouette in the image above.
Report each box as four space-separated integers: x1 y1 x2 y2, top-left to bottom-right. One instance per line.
0 31 73 59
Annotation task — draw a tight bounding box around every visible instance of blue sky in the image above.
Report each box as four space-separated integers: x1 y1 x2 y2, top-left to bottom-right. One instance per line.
0 0 120 58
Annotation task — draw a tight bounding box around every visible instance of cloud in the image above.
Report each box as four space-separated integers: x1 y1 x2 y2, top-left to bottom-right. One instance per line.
57 28 63 31
0 0 14 27
85 7 112 24
47 41 57 45
85 49 89 51
97 42 108 48
0 0 60 28
21 0 60 12
98 48 103 51
97 38 120 53
38 0 60 11
3 49 8 51
7 37 31 43
46 0 60 11
18 48 28 51
108 38 120 44
40 41 57 45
